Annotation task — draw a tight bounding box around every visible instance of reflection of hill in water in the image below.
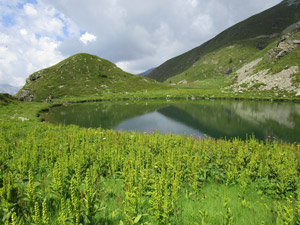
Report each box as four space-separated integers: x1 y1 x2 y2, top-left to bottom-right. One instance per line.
161 101 300 142
43 100 300 143
230 101 300 128
43 102 169 128
158 104 264 140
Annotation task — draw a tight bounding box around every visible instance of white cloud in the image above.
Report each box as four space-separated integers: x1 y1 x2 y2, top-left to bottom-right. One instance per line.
0 0 69 86
80 32 96 45
24 3 38 16
189 0 198 8
20 28 28 36
116 61 132 73
116 56 161 75
191 14 213 35
43 0 280 74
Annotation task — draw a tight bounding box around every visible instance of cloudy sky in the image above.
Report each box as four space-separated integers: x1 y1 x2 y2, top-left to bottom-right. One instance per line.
0 0 281 87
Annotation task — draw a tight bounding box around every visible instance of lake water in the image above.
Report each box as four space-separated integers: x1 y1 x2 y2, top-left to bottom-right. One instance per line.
41 100 300 143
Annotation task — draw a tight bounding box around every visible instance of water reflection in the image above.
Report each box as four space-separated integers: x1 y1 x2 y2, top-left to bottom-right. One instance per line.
113 111 206 138
42 100 300 143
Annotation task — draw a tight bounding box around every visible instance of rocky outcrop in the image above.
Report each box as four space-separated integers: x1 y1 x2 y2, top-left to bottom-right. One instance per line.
177 79 187 85
268 39 300 61
228 22 300 95
268 22 300 61
17 89 35 101
231 66 299 93
17 71 45 101
26 72 42 83
236 58 262 83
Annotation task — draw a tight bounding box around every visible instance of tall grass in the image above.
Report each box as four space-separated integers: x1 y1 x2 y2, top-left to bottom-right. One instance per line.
0 120 299 224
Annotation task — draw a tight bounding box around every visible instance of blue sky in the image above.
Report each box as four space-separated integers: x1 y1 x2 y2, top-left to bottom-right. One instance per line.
0 0 282 87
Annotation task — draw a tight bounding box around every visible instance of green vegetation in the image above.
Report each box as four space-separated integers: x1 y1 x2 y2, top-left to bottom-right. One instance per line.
1 2 300 224
0 94 16 106
165 39 266 84
15 53 166 102
162 27 300 95
254 32 300 76
24 87 299 106
1 101 300 224
147 0 300 82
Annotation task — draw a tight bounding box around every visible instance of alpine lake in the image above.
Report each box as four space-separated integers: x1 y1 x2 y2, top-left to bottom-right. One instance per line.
41 99 300 143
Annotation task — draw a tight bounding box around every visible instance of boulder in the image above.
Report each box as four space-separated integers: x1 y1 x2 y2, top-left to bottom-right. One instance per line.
255 42 266 50
178 79 188 84
30 73 41 81
18 89 34 102
277 42 289 50
225 68 233 75
293 40 300 44
26 73 41 83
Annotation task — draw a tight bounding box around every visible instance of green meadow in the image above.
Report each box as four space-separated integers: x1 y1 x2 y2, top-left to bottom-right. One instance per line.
1 96 300 225
1 0 300 224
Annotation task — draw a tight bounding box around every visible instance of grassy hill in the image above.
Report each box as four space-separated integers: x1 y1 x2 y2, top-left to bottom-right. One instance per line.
0 93 16 105
15 53 163 102
165 39 265 85
147 0 300 82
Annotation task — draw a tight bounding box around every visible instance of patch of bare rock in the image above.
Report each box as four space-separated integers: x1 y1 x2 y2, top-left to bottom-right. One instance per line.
230 65 300 94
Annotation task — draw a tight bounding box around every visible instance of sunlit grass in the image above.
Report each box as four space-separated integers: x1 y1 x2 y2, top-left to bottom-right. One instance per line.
1 94 300 224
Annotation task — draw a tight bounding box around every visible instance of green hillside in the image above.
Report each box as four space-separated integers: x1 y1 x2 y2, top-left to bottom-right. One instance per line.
0 94 16 105
147 0 300 82
165 39 267 84
15 53 162 102
166 27 300 96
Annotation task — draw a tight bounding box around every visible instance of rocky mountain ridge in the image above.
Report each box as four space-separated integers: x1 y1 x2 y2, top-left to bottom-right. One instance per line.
228 23 300 95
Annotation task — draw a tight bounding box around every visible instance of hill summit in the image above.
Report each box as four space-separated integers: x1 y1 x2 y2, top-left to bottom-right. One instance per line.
16 53 159 101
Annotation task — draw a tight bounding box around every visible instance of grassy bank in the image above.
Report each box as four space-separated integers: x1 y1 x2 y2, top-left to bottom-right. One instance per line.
22 87 300 105
0 100 300 224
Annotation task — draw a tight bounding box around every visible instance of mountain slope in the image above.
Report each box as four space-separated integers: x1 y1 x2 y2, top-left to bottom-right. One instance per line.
165 39 263 84
227 24 300 94
167 23 300 95
147 0 300 82
16 53 161 101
